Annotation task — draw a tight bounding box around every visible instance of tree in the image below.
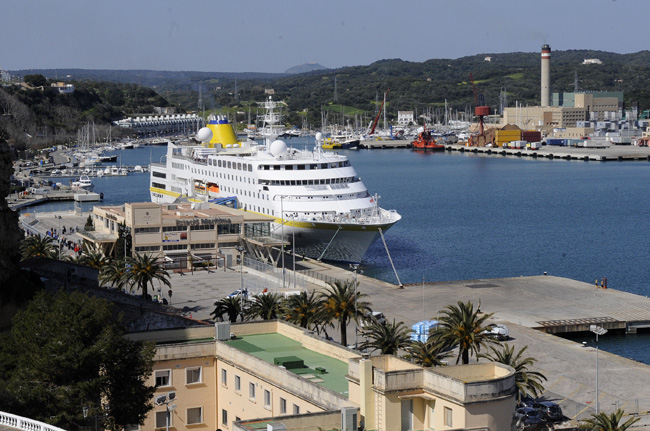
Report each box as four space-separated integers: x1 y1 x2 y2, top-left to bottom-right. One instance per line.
359 318 412 355
23 74 47 87
281 290 325 330
212 296 245 323
20 235 57 259
405 339 452 367
580 409 640 431
479 343 546 401
0 291 155 430
320 280 371 347
99 259 129 290
124 253 171 299
114 223 131 260
246 293 283 320
433 300 496 365
81 249 109 269
84 215 95 231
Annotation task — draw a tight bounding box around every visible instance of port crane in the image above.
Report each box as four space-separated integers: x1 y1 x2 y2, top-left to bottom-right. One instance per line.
367 89 390 135
468 73 491 146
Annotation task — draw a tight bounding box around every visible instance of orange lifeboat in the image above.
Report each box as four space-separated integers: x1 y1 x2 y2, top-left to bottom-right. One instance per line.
411 130 444 151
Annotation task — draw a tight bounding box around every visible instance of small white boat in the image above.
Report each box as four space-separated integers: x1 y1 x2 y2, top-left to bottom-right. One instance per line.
71 175 95 191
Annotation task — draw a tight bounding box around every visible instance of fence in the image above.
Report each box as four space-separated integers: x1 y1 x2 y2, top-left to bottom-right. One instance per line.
0 411 67 431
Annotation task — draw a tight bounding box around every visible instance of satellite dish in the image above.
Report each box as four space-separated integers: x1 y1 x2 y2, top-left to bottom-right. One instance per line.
154 395 167 406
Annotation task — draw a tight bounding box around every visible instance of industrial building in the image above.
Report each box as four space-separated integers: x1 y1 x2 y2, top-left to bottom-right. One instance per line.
129 321 517 431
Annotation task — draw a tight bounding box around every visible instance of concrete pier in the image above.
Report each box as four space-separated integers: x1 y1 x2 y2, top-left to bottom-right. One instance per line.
445 143 650 161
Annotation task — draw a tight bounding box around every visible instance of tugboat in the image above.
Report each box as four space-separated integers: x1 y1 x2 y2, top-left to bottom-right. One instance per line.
411 125 444 151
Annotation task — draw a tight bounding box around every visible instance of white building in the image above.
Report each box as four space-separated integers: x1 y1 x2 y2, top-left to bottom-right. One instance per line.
397 111 414 126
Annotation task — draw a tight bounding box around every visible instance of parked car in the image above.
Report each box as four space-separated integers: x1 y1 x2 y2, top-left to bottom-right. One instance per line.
534 401 563 422
484 324 509 341
227 288 248 299
360 311 386 328
519 394 536 408
515 407 543 426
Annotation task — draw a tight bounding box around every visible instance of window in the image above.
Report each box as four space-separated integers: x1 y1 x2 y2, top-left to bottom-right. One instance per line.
280 398 287 414
235 375 241 391
155 411 169 428
293 404 300 414
222 409 228 425
264 389 271 408
186 367 201 384
221 368 227 386
249 382 256 400
154 370 170 387
444 406 453 427
187 407 203 425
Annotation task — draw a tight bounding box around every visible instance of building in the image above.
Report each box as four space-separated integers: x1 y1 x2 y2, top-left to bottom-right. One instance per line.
113 114 204 137
79 201 274 268
50 82 75 94
0 68 11 82
397 111 414 126
129 321 517 431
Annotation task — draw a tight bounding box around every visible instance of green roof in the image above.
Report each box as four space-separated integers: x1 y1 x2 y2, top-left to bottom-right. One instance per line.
226 333 349 396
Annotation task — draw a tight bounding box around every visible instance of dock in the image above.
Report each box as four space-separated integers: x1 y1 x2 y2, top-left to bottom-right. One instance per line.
445 143 650 161
359 139 411 149
6 190 103 210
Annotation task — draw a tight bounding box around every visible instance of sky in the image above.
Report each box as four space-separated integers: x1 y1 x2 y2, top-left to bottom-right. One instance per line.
1 0 647 74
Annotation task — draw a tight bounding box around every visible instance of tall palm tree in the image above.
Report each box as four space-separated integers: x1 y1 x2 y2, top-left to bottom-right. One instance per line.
579 409 639 431
281 290 325 330
359 319 412 355
405 339 452 367
99 259 129 290
212 296 245 323
246 293 283 320
320 280 371 347
124 253 171 299
479 343 546 401
433 300 496 365
20 235 57 259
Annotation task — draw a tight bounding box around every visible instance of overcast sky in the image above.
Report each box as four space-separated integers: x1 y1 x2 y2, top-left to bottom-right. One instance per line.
1 0 646 73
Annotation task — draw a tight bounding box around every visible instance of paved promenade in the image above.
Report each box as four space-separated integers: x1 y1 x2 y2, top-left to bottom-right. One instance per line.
168 264 650 428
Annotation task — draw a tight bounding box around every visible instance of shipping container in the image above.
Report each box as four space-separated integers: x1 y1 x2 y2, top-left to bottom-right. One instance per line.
522 131 542 142
546 138 567 146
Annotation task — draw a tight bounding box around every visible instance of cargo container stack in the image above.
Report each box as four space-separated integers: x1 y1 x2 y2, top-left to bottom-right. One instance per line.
495 129 522 147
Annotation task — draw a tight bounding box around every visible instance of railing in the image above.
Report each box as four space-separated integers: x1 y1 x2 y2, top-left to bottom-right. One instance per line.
0 411 67 431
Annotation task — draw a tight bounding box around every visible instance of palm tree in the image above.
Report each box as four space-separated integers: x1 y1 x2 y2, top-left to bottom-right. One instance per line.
281 290 325 330
212 296 245 323
81 249 109 269
99 259 129 290
320 280 371 347
246 293 283 320
405 339 452 367
124 253 171 299
20 235 57 259
359 319 412 355
479 343 546 401
580 409 639 431
433 300 496 365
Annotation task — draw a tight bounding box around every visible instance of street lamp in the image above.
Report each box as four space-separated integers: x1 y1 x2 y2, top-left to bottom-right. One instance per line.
350 263 361 349
590 324 608 414
236 243 246 296
154 391 177 431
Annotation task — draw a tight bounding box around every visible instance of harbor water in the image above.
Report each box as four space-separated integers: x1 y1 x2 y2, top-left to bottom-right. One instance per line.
24 139 650 363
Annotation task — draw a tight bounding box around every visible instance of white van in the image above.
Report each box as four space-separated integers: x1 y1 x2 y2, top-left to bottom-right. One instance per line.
360 311 386 328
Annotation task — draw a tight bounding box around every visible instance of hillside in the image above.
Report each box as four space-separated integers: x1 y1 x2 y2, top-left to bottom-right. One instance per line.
7 49 650 141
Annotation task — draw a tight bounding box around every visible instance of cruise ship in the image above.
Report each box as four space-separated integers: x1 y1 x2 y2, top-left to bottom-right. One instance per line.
149 98 401 263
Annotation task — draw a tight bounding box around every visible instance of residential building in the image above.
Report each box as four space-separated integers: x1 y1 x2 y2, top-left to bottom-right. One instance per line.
50 82 75 94
130 321 517 431
397 111 415 126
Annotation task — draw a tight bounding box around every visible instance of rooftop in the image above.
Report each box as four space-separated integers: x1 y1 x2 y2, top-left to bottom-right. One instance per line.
226 332 350 396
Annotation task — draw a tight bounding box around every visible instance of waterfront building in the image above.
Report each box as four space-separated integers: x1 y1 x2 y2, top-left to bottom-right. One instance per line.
129 321 516 431
397 111 415 126
79 201 275 268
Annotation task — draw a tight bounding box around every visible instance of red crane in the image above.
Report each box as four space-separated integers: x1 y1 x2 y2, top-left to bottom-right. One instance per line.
469 73 491 146
368 89 390 135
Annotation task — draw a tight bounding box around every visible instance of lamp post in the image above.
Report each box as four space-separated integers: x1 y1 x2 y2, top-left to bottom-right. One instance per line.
590 324 608 414
281 196 285 289
154 391 177 431
236 243 245 296
292 212 296 290
351 263 360 349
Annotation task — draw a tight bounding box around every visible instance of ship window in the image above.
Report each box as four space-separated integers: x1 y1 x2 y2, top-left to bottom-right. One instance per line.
321 164 327 169
273 165 280 170
248 164 252 172
297 164 305 170
218 160 221 167
237 163 241 170
227 161 231 168
311 164 317 169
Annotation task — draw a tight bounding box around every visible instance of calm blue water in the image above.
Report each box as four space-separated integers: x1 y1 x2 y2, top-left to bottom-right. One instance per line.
25 140 650 363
